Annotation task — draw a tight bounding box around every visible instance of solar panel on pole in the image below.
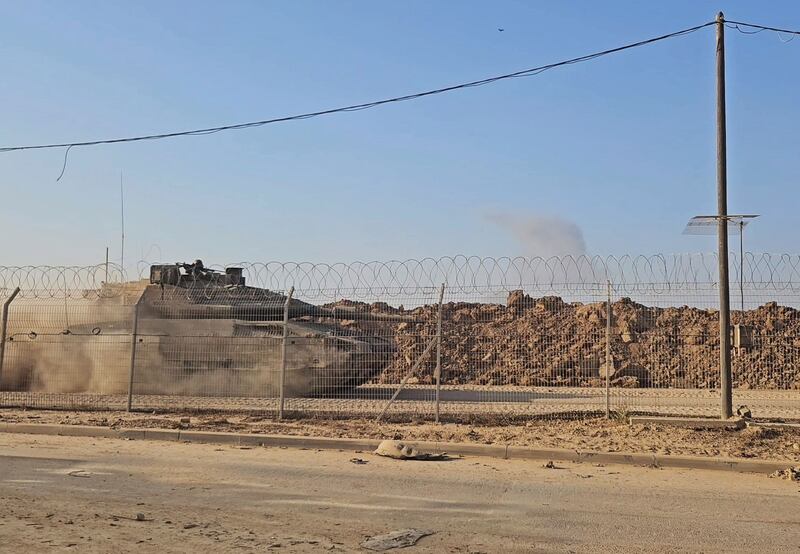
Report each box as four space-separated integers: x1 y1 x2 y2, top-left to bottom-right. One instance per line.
683 214 759 312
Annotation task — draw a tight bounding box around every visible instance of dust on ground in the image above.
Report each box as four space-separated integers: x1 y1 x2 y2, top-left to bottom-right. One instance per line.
3 408 799 462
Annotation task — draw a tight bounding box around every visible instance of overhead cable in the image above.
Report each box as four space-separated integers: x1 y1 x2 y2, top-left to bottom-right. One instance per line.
0 20 715 155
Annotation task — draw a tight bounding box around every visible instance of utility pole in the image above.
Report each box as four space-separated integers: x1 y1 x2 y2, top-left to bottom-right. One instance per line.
716 12 732 419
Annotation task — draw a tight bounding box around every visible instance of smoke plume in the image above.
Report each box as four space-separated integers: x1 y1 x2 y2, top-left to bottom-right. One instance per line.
486 212 587 257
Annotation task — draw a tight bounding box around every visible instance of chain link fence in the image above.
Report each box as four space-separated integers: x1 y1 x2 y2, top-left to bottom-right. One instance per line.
1 255 799 420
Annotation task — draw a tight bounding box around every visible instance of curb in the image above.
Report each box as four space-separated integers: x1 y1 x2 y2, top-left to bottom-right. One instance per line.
0 422 791 475
746 421 800 430
629 416 746 430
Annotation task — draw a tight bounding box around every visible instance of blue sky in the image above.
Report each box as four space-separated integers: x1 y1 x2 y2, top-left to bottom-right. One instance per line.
1 1 798 269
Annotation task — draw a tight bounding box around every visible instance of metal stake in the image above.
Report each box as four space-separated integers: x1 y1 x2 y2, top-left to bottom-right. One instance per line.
605 281 612 419
278 286 295 420
126 297 143 412
0 287 21 383
434 283 445 424
377 336 437 422
716 12 733 419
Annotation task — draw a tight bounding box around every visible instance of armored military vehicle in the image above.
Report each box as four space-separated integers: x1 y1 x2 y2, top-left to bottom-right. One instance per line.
3 261 398 398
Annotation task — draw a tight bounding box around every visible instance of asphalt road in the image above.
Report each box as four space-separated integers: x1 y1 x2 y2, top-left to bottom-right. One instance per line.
1 433 799 553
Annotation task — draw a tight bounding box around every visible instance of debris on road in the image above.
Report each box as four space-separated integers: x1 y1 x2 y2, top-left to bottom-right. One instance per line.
110 513 152 522
373 440 447 461
737 406 752 419
350 458 368 465
361 529 434 551
770 466 800 481
67 470 91 478
543 461 566 470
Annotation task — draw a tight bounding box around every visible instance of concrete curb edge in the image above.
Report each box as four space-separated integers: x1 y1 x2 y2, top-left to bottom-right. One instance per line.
0 422 791 474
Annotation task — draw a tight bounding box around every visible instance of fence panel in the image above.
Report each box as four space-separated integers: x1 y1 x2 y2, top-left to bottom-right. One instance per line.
130 284 287 413
429 286 610 419
283 287 442 419
0 295 133 410
731 289 800 420
606 286 722 418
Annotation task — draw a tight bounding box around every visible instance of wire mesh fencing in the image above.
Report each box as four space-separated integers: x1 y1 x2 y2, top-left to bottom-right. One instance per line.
129 281 290 412
730 289 800 420
604 285 723 419
281 287 443 419
0 294 133 410
1 255 800 420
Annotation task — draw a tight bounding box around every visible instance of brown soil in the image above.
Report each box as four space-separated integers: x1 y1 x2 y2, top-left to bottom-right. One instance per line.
3 408 799 462
323 295 800 390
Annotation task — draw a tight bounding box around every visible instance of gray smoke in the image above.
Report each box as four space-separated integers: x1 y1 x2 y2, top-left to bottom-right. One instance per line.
486 212 587 257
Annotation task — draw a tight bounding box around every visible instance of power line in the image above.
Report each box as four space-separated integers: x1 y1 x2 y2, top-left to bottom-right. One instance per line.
0 20 715 155
725 23 766 35
725 20 800 36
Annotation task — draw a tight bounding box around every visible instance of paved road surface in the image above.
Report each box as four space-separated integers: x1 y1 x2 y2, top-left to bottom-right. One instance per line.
1 433 798 552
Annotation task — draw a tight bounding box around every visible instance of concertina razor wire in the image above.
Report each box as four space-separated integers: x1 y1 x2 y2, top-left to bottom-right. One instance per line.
3 253 800 299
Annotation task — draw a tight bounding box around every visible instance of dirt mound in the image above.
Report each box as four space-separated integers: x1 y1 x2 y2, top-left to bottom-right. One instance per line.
332 293 800 390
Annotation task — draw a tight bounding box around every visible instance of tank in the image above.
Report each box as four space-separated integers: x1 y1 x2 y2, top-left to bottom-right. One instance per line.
2 261 399 398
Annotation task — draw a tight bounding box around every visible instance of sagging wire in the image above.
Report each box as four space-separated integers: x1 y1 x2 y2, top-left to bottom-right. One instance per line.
55 144 73 182
0 19 717 182
726 19 799 46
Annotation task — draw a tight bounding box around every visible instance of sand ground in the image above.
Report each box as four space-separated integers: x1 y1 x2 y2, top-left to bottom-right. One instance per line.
1 432 799 553
3 408 800 462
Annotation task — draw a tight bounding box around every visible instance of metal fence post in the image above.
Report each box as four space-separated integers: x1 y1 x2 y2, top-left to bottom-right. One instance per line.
0 287 22 384
278 286 295 420
434 283 445 424
605 280 612 419
126 297 143 412
377 337 437 422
